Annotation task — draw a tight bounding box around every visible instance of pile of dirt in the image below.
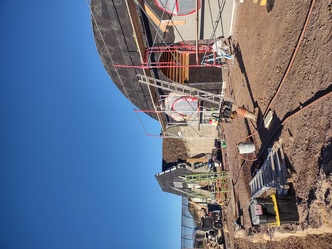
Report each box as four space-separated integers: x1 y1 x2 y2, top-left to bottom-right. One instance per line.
221 0 332 248
162 138 187 170
161 1 331 247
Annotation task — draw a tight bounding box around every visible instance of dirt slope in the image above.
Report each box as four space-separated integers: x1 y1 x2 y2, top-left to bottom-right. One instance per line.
222 0 332 248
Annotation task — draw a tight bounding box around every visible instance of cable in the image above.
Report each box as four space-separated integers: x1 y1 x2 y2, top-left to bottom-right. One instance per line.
226 87 332 207
235 0 318 159
237 89 332 163
262 0 317 118
259 90 332 159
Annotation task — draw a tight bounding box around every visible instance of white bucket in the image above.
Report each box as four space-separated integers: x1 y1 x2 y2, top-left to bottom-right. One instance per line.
238 142 255 154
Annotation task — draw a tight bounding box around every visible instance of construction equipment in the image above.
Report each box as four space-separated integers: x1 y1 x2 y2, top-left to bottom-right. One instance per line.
249 193 299 226
249 140 299 226
220 101 257 122
194 203 225 247
202 203 223 230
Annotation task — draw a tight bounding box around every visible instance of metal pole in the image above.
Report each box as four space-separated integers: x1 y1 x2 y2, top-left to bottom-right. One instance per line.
195 0 199 65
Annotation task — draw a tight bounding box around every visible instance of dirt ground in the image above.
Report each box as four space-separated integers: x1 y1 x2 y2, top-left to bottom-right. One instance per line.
221 0 332 248
162 0 331 248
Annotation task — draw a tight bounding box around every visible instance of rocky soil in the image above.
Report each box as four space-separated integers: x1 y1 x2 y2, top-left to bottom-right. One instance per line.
163 0 331 248
222 0 332 248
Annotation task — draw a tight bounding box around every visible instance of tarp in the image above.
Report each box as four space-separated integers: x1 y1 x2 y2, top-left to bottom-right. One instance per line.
164 93 198 121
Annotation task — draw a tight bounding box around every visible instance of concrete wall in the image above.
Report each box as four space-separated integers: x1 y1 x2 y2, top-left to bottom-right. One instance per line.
172 0 236 42
165 122 219 157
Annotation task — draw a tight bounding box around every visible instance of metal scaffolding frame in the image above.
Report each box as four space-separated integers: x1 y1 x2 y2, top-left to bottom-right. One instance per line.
114 43 227 69
185 171 230 205
121 0 233 140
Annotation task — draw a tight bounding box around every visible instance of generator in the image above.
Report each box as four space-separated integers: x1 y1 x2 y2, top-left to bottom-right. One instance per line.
249 193 299 226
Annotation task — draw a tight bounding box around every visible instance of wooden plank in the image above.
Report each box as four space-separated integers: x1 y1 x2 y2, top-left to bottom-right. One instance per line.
142 2 167 32
187 157 208 163
139 3 186 33
166 53 170 78
179 53 183 83
174 52 178 82
161 19 186 26
184 53 189 82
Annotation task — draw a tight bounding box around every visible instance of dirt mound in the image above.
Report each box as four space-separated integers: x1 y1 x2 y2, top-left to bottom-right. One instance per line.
221 0 332 248
162 138 187 170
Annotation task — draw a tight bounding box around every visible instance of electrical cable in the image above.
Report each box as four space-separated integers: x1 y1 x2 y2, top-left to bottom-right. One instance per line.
235 0 318 161
237 90 332 162
226 0 321 199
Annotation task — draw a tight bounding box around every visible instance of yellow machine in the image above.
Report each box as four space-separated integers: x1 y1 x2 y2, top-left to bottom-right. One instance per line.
249 193 299 226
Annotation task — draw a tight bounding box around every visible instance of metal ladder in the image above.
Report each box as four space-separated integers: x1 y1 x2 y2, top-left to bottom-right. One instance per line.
137 74 232 105
249 141 288 198
185 171 230 204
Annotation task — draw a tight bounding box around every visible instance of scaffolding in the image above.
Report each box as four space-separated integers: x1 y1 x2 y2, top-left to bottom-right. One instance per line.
114 43 227 69
118 0 234 144
185 171 230 205
136 73 232 143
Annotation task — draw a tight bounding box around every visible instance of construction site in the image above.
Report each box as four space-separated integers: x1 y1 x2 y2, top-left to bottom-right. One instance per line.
89 0 332 248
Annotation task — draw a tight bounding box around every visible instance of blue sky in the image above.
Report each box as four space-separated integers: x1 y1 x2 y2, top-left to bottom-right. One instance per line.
0 1 181 249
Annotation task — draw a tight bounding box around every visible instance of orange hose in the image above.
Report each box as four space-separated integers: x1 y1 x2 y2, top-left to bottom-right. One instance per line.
236 0 318 161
